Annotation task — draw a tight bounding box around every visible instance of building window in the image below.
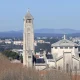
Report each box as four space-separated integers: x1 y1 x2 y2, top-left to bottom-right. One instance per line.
26 20 29 23
65 47 68 49
26 20 31 23
28 56 31 58
60 47 63 49
75 46 77 48
29 20 31 23
66 64 69 73
69 47 73 49
55 47 57 49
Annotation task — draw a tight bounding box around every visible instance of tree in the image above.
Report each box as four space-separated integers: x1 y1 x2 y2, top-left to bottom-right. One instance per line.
2 50 20 60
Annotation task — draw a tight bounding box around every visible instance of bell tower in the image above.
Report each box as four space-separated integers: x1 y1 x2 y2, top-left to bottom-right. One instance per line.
23 9 34 67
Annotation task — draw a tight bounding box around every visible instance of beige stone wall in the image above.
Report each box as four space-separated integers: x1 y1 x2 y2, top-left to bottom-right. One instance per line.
47 60 55 68
51 46 79 58
35 65 46 70
56 58 63 70
23 15 34 67
73 58 79 70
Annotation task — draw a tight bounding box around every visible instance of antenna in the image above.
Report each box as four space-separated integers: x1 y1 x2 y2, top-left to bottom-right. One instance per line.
27 8 30 13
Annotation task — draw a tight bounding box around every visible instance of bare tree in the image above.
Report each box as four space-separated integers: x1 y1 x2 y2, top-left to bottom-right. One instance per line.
0 54 71 80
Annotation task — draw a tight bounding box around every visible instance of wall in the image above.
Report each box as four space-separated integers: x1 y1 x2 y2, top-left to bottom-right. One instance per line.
56 58 63 70
51 46 79 58
73 58 79 70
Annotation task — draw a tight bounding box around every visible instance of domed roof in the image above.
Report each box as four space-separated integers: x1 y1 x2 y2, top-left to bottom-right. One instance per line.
51 35 78 47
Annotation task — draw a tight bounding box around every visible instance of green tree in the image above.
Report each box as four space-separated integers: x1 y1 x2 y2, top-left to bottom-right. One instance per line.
2 50 20 60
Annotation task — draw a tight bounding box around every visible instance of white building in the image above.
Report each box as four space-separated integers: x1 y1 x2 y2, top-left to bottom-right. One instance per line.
23 9 34 67
37 40 45 43
51 35 80 71
34 55 46 70
35 35 80 71
34 40 37 46
12 49 23 56
46 53 55 68
22 10 80 72
13 41 23 45
0 39 4 43
5 39 12 44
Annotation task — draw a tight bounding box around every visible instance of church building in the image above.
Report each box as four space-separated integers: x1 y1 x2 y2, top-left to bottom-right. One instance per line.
23 9 34 67
23 10 80 72
51 35 80 71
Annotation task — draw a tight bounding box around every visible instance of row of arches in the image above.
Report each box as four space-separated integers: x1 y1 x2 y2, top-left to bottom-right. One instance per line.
58 64 77 72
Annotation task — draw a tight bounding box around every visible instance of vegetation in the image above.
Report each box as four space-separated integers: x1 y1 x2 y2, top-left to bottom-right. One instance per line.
0 37 79 80
35 38 59 53
2 50 20 60
0 53 79 80
43 38 59 44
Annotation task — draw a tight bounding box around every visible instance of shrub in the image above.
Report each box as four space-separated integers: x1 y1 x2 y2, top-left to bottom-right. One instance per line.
0 53 71 80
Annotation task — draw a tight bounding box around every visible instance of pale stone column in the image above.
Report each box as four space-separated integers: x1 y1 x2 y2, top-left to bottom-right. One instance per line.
23 9 34 67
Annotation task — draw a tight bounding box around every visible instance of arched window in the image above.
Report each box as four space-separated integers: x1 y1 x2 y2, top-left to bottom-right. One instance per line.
29 20 31 23
26 19 32 23
66 64 69 73
58 66 60 70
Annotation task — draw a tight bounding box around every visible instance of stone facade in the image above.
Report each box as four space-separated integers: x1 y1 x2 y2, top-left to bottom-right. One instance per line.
51 36 80 71
23 10 34 67
23 10 80 72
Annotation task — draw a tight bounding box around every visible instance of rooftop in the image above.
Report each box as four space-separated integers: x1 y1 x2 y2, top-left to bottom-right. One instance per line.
52 35 78 47
24 9 33 20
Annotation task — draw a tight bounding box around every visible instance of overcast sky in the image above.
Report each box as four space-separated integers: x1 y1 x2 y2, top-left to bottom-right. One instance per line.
0 0 80 31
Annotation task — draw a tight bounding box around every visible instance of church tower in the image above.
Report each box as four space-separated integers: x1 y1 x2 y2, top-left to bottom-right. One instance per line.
23 9 34 67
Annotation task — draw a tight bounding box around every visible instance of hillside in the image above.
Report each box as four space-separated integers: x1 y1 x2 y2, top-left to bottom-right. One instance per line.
0 53 71 80
35 28 80 34
0 29 80 37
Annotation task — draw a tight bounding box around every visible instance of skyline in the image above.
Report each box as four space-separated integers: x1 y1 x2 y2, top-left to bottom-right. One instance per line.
0 0 80 31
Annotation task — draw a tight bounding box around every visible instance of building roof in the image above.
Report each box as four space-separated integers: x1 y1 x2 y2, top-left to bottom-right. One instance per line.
24 9 33 19
35 58 45 63
72 55 80 61
56 55 63 61
46 54 53 59
52 38 78 47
